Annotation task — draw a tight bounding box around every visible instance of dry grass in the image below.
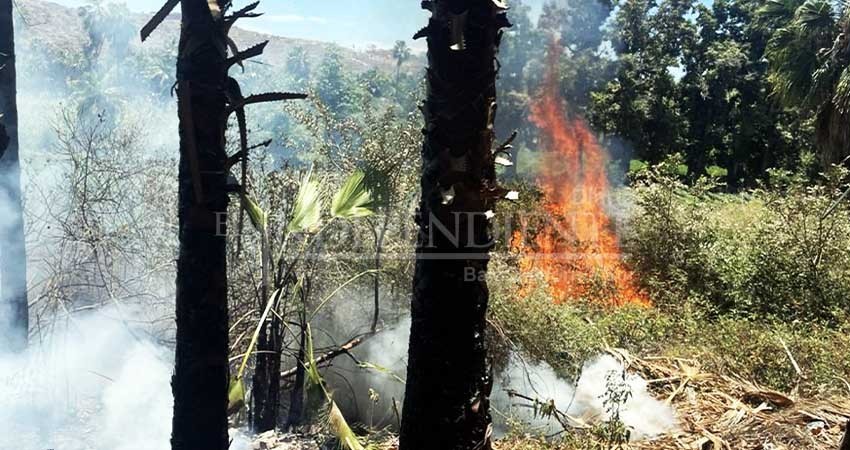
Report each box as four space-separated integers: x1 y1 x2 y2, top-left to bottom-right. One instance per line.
253 345 849 450
619 348 849 450
495 348 850 450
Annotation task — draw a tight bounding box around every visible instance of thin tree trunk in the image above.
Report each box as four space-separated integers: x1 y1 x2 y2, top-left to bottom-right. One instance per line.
171 1 230 449
285 312 307 431
371 214 389 332
0 0 28 354
400 2 509 449
252 317 281 431
252 229 281 432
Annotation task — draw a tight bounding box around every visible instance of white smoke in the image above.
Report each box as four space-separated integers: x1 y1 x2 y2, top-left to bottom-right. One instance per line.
0 308 174 450
493 354 678 439
333 318 678 441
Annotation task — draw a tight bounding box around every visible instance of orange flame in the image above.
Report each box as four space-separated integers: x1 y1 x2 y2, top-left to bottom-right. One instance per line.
511 41 649 307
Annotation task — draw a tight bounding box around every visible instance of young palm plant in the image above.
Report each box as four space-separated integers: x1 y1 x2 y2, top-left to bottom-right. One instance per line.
228 167 379 445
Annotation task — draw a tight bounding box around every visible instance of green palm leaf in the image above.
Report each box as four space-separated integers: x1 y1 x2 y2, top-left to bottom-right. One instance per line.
227 377 245 414
241 193 267 232
288 167 323 233
304 323 368 450
796 0 835 32
834 66 850 114
331 170 375 219
304 323 323 388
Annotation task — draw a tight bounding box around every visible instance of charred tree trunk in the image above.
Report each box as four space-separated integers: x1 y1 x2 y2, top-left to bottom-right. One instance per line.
0 0 29 354
285 314 307 431
400 1 510 449
171 1 230 449
252 311 282 431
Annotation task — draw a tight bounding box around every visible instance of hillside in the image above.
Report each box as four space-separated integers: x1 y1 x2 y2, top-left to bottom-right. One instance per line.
14 0 425 76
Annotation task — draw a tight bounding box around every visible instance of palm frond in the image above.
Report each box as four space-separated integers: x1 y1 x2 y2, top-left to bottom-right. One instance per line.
796 0 836 32
331 170 375 219
328 400 367 450
288 167 323 233
241 193 267 232
760 0 805 20
834 65 850 114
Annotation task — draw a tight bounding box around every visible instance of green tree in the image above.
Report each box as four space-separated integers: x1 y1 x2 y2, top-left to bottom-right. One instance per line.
679 0 803 187
590 0 692 164
392 40 412 82
763 0 850 164
400 0 510 448
0 0 27 354
286 46 311 83
315 51 355 116
494 0 541 176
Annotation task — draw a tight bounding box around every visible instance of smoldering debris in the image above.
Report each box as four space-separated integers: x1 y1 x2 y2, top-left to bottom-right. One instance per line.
492 354 678 439
325 317 678 440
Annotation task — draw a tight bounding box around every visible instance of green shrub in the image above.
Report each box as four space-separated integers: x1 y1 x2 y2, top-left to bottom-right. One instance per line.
488 263 850 396
625 156 850 324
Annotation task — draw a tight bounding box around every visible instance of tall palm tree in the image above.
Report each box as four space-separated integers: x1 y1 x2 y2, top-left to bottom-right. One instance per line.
171 0 230 448
0 0 28 354
142 0 305 439
400 1 511 449
392 40 412 83
763 0 850 163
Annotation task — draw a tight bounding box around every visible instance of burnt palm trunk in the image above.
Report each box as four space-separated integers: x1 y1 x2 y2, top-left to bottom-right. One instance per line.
0 0 28 354
400 1 510 449
171 1 230 448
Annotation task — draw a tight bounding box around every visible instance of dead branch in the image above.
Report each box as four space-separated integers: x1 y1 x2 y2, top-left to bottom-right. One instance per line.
140 0 180 42
280 330 379 380
504 389 590 431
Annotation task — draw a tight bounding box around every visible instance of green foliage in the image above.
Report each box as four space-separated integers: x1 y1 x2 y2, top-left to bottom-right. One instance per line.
288 168 323 233
705 165 728 179
315 51 357 117
227 377 246 414
241 193 267 232
625 158 850 325
763 0 850 163
331 170 375 219
628 159 648 174
488 256 850 396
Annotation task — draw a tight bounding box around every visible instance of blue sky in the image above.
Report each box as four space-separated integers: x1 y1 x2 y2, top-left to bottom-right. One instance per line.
52 0 547 49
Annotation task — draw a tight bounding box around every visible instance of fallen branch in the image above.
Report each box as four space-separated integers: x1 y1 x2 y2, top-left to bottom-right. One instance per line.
505 389 589 430
280 330 380 380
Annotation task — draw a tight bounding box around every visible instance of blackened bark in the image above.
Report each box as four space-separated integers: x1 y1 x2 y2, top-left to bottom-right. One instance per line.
841 422 850 450
400 1 509 449
252 314 281 431
285 315 307 431
171 1 230 449
0 0 29 354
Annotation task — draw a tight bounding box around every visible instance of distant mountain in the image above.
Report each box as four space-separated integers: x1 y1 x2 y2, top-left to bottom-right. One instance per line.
14 0 425 76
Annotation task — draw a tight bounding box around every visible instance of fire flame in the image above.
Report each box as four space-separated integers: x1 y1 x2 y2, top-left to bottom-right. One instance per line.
511 41 649 307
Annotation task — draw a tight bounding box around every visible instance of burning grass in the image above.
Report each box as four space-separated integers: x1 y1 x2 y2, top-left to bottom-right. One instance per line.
510 39 648 307
485 255 850 449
